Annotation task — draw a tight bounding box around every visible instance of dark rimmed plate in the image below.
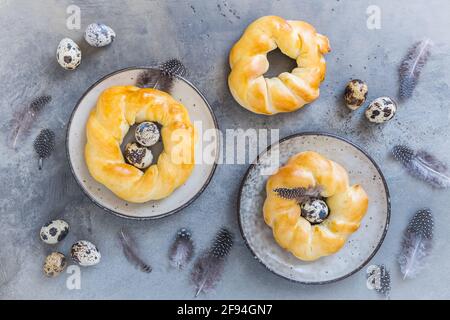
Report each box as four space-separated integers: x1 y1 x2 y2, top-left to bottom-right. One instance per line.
238 132 390 284
66 67 219 220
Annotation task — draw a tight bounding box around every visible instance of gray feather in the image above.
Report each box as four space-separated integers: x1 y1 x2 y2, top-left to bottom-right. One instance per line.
398 209 434 280
392 145 450 188
399 39 433 100
136 69 160 88
136 59 186 92
191 228 233 297
9 95 52 149
118 228 152 273
169 228 194 270
274 186 323 203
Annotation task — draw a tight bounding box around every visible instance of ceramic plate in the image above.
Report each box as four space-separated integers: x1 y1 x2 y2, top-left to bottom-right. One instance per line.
67 67 219 220
238 132 390 284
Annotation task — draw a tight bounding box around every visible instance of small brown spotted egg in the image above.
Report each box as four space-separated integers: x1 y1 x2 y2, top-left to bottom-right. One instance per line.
56 38 81 70
71 240 101 266
365 97 397 123
43 252 67 277
124 142 153 169
40 219 69 245
344 79 368 110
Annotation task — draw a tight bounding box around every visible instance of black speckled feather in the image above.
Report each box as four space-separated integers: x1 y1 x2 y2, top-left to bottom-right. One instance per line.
392 145 450 188
10 95 52 149
118 228 152 273
274 186 323 203
169 228 194 270
398 209 434 280
191 228 233 297
399 39 433 100
33 129 55 170
136 59 186 92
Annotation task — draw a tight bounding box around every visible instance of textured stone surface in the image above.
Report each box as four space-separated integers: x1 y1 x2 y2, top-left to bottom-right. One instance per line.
0 0 449 299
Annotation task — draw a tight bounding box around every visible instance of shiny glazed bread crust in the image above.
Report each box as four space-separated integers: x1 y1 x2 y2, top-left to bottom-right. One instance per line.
263 151 369 261
228 16 330 115
85 86 196 203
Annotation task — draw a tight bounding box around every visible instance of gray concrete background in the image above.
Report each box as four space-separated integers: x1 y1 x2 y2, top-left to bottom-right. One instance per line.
0 0 449 299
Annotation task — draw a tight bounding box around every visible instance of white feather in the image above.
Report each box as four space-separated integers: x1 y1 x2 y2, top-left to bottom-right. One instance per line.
398 233 430 279
398 209 433 280
399 39 433 100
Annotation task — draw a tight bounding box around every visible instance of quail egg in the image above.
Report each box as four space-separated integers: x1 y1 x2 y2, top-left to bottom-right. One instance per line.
43 252 67 277
56 38 81 70
300 199 329 224
124 142 153 169
71 240 101 267
40 219 69 245
84 23 116 47
135 122 160 147
365 97 397 123
344 79 368 110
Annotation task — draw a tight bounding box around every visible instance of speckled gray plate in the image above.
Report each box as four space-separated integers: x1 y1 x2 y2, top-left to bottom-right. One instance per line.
66 67 219 220
238 132 390 284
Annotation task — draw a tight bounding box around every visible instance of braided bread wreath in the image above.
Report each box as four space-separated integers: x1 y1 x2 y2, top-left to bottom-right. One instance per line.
85 86 196 203
263 151 369 261
228 16 330 115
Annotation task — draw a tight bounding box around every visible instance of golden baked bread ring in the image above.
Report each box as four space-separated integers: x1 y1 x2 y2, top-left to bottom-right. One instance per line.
85 86 196 203
263 151 368 261
228 16 330 115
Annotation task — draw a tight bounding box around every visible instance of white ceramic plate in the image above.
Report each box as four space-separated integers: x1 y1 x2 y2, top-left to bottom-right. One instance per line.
238 132 390 284
66 67 219 219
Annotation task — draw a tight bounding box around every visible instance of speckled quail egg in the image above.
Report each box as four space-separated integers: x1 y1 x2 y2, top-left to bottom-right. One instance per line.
43 252 67 277
40 219 69 245
84 23 116 47
365 97 397 123
135 122 160 147
71 240 101 267
56 38 81 70
124 142 153 169
300 199 329 224
344 79 368 110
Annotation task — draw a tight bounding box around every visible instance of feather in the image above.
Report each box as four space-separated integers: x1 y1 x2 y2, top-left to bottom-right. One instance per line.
136 59 186 92
399 39 433 100
398 209 434 280
367 264 391 299
191 228 233 297
10 95 52 149
160 59 187 77
274 186 323 203
392 145 450 188
33 129 55 170
136 69 160 88
118 228 152 273
169 228 194 270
